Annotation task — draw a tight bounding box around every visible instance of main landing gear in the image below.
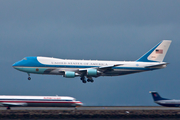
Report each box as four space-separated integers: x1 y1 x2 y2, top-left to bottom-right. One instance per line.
28 73 31 80
87 79 94 83
80 77 94 83
80 77 86 83
7 106 11 110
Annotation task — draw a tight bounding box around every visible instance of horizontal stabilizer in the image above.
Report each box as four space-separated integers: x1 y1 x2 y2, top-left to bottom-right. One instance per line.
145 63 169 68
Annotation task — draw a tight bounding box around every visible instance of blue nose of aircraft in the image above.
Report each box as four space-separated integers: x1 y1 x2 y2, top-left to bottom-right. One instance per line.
12 62 18 67
12 60 23 68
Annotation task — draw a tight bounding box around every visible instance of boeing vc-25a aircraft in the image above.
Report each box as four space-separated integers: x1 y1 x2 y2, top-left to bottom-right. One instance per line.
0 95 82 109
150 91 180 107
13 40 171 83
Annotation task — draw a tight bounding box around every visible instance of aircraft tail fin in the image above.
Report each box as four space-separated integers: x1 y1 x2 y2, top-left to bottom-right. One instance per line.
149 91 169 101
136 40 172 62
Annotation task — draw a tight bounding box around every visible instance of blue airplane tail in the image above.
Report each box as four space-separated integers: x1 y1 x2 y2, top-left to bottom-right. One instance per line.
136 40 172 62
149 91 170 101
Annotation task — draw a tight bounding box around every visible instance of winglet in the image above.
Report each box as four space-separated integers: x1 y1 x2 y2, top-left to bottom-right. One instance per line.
136 40 172 62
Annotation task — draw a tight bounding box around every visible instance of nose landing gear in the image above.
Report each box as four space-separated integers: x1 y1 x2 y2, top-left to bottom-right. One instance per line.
27 73 31 80
28 77 31 80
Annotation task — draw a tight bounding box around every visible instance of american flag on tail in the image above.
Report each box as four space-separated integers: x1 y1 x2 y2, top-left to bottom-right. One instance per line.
156 49 163 54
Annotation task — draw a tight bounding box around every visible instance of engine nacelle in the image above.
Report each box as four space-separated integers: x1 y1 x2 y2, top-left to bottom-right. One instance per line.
64 71 75 78
87 69 98 76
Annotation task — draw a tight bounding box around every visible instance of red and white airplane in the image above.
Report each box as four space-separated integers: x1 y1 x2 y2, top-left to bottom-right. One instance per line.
0 95 83 109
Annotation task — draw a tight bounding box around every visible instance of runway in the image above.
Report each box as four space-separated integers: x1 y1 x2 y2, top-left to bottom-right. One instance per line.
1 106 180 110
1 106 180 119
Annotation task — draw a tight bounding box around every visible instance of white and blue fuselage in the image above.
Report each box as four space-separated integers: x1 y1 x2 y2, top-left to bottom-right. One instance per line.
13 57 165 76
12 40 172 83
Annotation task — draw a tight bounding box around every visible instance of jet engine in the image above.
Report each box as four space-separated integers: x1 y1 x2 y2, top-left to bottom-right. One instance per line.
87 69 98 76
64 71 75 78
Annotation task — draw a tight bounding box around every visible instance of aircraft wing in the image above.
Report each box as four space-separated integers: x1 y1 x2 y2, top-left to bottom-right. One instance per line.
1 102 27 107
97 64 123 70
79 64 124 72
56 64 124 78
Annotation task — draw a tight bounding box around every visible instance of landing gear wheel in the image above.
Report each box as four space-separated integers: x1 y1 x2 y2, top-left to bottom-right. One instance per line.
82 80 86 83
80 76 86 83
7 106 10 110
28 77 31 80
87 79 94 83
27 73 31 80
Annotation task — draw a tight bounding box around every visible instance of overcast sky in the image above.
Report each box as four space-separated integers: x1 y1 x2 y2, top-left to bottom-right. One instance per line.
0 0 180 106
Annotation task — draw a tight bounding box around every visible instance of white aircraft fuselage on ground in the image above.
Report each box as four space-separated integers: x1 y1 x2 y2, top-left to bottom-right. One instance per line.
0 95 83 109
12 40 172 83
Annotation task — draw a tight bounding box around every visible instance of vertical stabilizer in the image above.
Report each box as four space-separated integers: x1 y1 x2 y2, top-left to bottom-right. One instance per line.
137 40 172 62
149 91 169 101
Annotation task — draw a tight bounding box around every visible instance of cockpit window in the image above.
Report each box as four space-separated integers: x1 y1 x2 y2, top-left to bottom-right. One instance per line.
23 58 27 60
